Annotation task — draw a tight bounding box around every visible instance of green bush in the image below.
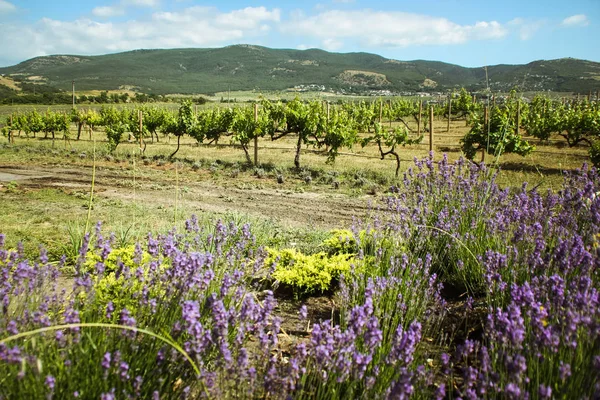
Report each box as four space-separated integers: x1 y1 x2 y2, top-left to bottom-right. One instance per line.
266 248 358 294
81 245 163 320
83 245 152 274
322 229 357 254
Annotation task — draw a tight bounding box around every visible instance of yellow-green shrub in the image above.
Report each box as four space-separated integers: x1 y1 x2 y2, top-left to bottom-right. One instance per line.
80 246 164 321
90 271 148 322
322 228 400 257
266 248 358 294
83 245 152 274
322 229 357 254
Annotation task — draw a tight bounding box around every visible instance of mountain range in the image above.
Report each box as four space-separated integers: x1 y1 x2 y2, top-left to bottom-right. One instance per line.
1 44 599 95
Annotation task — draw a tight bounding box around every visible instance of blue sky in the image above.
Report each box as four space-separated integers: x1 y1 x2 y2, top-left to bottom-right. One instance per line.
0 0 597 67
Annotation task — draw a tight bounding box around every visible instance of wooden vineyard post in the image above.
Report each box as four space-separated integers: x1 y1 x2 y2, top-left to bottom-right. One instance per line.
588 91 592 102
516 101 521 134
139 110 144 153
482 106 489 162
484 106 489 126
8 114 13 144
253 103 258 166
429 105 434 152
64 111 70 150
325 102 331 152
492 94 496 107
379 100 383 124
447 95 452 132
417 100 422 135
388 99 392 127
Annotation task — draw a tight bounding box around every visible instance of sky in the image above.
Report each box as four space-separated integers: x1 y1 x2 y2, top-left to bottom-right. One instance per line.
0 0 597 68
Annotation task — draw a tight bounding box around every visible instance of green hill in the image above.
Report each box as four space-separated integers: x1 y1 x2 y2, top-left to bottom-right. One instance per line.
1 45 599 95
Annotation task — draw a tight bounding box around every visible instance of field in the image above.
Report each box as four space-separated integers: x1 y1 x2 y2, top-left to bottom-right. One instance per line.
0 101 598 399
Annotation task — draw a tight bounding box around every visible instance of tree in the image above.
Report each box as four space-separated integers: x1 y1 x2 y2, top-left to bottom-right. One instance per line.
98 91 109 104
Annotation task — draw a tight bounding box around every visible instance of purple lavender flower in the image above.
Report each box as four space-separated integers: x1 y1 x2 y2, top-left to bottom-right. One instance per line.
45 375 55 390
100 389 116 400
105 301 114 320
434 384 446 400
539 384 552 399
101 352 111 370
504 382 521 399
119 361 130 380
559 362 571 380
298 305 308 321
120 308 136 327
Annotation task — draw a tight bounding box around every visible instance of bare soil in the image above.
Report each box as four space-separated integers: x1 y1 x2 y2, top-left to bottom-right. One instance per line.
0 163 371 229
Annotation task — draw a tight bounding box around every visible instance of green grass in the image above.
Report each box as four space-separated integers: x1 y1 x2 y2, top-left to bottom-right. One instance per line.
0 113 591 262
0 178 328 263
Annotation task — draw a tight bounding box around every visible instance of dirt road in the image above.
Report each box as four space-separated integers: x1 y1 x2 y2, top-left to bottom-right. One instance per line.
0 163 373 229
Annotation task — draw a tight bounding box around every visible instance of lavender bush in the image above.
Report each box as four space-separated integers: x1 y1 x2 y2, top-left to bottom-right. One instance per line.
371 154 599 398
0 215 439 399
383 153 600 296
1 154 599 399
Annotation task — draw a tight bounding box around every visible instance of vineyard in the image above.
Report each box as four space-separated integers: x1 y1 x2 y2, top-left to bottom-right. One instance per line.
0 91 599 399
2 90 599 173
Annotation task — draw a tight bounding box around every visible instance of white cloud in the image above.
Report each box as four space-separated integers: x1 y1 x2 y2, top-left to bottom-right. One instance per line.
508 18 545 40
0 0 16 14
322 38 343 51
215 6 280 29
561 14 589 27
92 6 124 17
0 6 281 65
93 0 158 17
283 10 507 47
124 0 160 6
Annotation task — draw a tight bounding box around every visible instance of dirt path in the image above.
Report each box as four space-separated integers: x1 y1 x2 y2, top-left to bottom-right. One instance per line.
0 164 373 229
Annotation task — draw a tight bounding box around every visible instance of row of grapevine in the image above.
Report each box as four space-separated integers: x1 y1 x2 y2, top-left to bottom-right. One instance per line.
4 91 599 168
461 90 600 163
522 95 600 147
2 99 428 173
